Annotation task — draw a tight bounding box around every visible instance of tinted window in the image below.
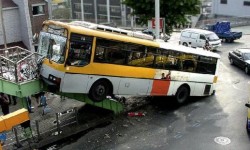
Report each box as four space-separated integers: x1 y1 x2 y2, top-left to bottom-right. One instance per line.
243 53 250 60
68 33 93 66
244 1 250 6
94 38 217 74
196 56 217 74
200 34 206 40
94 38 127 65
221 0 227 4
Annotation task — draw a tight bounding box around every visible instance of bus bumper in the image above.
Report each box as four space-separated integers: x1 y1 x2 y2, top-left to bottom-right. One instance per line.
41 76 59 92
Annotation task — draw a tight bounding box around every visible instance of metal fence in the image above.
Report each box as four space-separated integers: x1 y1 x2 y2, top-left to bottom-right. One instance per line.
2 108 78 150
196 15 250 28
0 46 40 83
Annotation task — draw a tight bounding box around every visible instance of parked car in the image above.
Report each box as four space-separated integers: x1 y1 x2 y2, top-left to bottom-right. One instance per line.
228 48 250 74
141 29 170 42
179 28 221 51
245 102 250 132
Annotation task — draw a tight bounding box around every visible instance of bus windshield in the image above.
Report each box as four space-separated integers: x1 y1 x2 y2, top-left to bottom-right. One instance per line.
37 32 67 64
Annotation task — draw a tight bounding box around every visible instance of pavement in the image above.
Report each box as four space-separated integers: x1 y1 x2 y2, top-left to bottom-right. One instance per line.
0 91 146 150
1 93 86 150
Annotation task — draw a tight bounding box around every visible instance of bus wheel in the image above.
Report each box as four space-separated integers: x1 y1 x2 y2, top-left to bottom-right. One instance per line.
175 85 190 105
89 80 110 102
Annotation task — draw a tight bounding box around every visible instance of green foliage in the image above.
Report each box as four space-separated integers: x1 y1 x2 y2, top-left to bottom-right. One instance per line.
122 0 201 34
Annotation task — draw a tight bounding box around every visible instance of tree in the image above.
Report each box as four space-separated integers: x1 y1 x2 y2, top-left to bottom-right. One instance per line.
122 0 201 34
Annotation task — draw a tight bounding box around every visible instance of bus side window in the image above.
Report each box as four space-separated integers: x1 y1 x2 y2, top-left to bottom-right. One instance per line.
68 42 91 66
183 60 195 72
68 33 93 66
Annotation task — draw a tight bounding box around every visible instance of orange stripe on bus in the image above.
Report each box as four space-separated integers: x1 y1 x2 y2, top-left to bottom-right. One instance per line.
150 80 170 96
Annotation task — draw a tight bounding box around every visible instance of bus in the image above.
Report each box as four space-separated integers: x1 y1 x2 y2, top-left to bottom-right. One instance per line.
37 20 220 104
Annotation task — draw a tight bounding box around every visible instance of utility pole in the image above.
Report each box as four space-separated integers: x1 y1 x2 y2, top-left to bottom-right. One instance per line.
94 0 97 23
81 0 84 21
130 8 134 30
0 0 7 50
106 0 110 23
155 0 160 39
48 0 52 19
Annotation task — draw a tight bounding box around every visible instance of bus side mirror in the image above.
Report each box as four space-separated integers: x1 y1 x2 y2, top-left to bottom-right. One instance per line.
245 103 250 108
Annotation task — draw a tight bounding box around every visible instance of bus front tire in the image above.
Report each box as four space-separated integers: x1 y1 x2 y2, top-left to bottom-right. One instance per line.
175 85 190 105
89 80 110 102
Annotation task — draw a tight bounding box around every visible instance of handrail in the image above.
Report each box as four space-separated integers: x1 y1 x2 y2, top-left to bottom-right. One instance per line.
0 46 40 83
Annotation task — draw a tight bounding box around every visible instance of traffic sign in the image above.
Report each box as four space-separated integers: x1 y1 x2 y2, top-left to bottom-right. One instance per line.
151 18 164 29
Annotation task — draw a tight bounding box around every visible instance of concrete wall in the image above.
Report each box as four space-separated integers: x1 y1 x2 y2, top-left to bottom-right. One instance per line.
212 0 250 17
13 0 34 51
28 0 49 35
0 7 21 45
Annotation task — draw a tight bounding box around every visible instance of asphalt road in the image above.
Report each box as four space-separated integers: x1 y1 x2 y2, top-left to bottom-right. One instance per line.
54 27 250 150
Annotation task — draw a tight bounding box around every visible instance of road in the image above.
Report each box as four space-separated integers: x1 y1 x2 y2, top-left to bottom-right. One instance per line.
54 27 250 150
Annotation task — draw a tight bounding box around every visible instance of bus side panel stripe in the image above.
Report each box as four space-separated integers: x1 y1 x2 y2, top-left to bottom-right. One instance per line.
150 80 170 96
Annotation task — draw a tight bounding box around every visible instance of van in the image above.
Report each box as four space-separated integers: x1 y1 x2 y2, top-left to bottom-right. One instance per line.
179 28 221 50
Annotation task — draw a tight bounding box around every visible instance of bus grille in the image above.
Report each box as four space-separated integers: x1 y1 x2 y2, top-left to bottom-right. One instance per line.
204 85 211 95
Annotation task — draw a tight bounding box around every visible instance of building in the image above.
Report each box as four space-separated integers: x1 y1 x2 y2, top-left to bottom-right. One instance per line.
70 0 131 27
212 0 250 17
0 0 49 51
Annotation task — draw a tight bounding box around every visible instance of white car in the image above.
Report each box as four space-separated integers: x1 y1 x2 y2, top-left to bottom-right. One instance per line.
179 28 221 50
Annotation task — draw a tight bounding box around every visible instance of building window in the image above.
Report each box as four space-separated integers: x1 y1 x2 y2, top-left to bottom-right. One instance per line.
244 1 250 6
32 4 45 15
220 0 227 4
110 6 120 13
98 4 107 13
84 3 93 12
74 12 81 19
74 3 81 10
85 14 93 20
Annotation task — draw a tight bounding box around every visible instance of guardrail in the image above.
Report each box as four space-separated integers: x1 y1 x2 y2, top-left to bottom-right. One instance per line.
0 46 40 83
2 108 78 150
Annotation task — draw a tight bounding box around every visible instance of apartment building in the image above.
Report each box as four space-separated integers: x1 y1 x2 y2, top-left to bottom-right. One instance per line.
71 0 131 26
0 0 49 51
212 0 250 17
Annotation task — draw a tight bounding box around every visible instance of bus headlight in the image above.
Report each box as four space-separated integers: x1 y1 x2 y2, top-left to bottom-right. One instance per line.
48 74 61 85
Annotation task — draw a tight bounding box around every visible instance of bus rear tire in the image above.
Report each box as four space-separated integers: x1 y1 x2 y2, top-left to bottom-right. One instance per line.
88 80 110 102
175 85 190 105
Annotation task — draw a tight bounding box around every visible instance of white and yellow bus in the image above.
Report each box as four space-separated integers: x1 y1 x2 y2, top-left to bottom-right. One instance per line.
37 20 220 104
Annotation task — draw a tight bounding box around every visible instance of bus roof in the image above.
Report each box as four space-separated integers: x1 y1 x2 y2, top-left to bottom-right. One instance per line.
159 42 221 59
44 20 159 47
43 20 220 59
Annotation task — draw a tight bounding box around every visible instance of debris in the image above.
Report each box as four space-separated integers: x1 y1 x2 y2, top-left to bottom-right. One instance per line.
122 124 129 128
104 134 110 139
127 112 145 117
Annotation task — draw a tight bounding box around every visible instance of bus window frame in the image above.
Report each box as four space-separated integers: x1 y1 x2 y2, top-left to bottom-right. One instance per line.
66 33 94 67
